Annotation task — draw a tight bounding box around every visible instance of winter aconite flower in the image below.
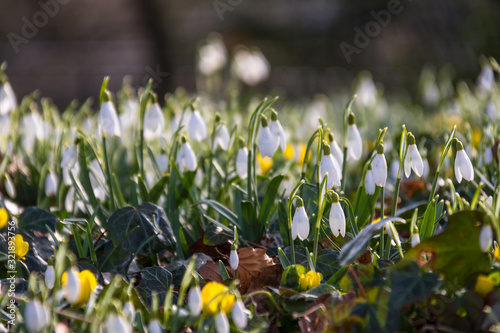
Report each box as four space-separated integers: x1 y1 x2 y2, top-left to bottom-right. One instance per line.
201 282 235 316
97 93 121 138
0 208 8 229
258 116 279 158
364 165 376 195
15 234 29 260
475 275 495 297
188 110 207 142
144 100 165 141
299 270 322 291
372 143 387 187
62 268 97 305
24 300 50 333
231 300 248 330
105 314 131 333
404 133 424 178
454 139 474 183
319 142 341 188
257 153 273 175
291 197 310 241
480 224 493 253
329 192 346 237
236 139 248 179
347 111 362 161
188 285 202 316
176 136 197 172
269 109 286 152
284 144 295 160
215 312 230 333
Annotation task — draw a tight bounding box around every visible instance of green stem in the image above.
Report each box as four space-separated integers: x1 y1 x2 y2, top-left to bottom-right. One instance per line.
72 224 84 258
244 291 286 315
341 146 348 193
378 186 385 257
392 177 402 216
102 136 116 211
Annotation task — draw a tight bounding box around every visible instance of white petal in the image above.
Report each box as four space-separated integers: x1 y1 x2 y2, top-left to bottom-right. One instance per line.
144 103 165 140
45 266 55 289
236 148 248 179
25 300 49 333
292 206 309 240
403 149 412 178
61 144 77 169
64 268 81 304
258 126 279 158
45 172 58 197
148 320 163 333
179 143 197 172
319 154 341 188
123 302 136 323
331 141 344 169
347 124 362 161
105 314 131 333
5 174 16 199
411 234 420 247
98 101 121 138
156 154 168 174
364 169 376 195
188 286 202 316
455 150 474 182
232 300 248 330
371 154 387 187
230 249 239 271
410 145 424 177
270 120 287 152
479 224 493 252
214 124 230 151
188 111 207 141
215 312 229 333
329 202 345 237
484 147 493 165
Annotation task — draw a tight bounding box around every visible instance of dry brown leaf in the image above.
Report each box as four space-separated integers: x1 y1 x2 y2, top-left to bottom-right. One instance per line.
247 264 283 293
227 247 275 293
199 260 224 283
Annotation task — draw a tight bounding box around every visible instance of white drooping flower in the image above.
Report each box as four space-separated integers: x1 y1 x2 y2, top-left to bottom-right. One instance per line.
120 98 139 131
484 146 493 165
236 145 249 179
215 312 230 333
198 34 227 76
411 233 420 247
404 133 424 178
156 154 168 174
98 96 121 139
213 123 230 151
0 77 17 116
63 268 81 305
364 166 376 195
480 224 493 253
347 111 362 161
61 144 78 169
291 198 309 241
230 249 239 271
45 171 58 197
318 144 341 188
233 47 270 86
45 265 55 289
89 159 106 202
144 102 165 141
258 117 279 158
371 144 387 187
328 134 344 169
232 300 248 330
454 140 474 183
356 73 378 107
148 319 163 333
329 193 346 237
123 302 136 323
477 64 494 93
176 137 197 172
105 314 131 333
188 285 202 316
188 110 207 142
269 110 286 152
24 300 50 333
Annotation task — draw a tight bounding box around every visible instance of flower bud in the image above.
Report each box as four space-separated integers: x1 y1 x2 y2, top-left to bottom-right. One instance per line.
45 265 55 289
105 314 131 333
215 312 229 333
230 249 239 271
24 300 50 333
188 285 202 316
231 300 247 330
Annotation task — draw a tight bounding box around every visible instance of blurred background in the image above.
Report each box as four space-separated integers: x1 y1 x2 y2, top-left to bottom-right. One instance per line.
0 0 499 108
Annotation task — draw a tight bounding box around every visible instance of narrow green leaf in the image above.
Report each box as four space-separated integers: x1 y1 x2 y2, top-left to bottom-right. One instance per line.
196 199 239 227
278 248 291 269
258 174 284 225
219 260 230 281
419 197 438 241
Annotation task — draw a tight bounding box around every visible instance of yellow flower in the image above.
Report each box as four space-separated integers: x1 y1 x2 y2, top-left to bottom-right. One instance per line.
201 282 235 316
299 270 322 291
14 234 29 260
494 247 500 262
62 269 97 305
0 208 8 229
284 144 295 160
257 153 273 175
475 274 495 297
297 144 311 165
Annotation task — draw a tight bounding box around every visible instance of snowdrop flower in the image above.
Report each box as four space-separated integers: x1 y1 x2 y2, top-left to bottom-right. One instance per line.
215 312 230 333
188 285 202 316
144 101 165 141
105 314 131 333
98 93 121 139
372 144 387 187
156 153 168 174
486 101 498 120
230 248 239 271
24 300 50 333
364 166 376 195
188 110 207 142
404 133 424 178
329 192 345 237
291 197 309 241
198 34 227 76
148 319 163 333
45 265 55 289
45 172 58 197
347 111 362 161
233 47 270 86
63 268 81 305
123 302 136 323
480 224 493 253
484 146 493 165
232 300 248 330
411 233 420 247
356 73 378 107
258 116 279 158
0 75 17 116
213 117 230 151
61 144 78 169
89 159 106 201
120 98 139 131
477 64 494 93
236 139 248 179
327 132 344 169
269 109 286 152
454 139 474 183
176 136 197 172
319 143 341 188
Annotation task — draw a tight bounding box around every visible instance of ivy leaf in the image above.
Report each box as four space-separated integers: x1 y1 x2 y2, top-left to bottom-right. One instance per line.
18 207 58 232
137 266 172 305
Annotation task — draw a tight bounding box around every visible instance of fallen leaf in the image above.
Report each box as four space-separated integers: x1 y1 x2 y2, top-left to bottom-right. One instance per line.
199 260 224 283
227 247 276 293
